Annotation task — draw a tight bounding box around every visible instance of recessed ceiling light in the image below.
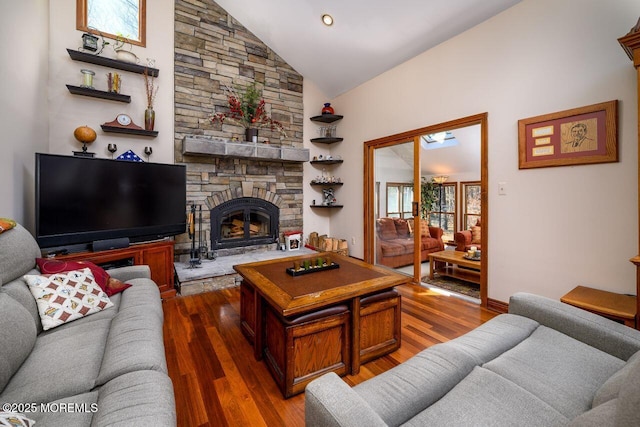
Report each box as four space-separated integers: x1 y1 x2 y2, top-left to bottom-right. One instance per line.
321 14 334 26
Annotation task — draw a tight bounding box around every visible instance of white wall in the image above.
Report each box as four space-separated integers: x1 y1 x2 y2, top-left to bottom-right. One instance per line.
324 0 639 302
48 0 174 163
0 0 50 229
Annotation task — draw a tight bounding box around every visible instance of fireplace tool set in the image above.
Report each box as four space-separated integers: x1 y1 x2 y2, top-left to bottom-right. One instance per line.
187 204 214 268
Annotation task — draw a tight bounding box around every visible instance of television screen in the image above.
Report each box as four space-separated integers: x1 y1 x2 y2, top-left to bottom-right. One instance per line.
36 153 187 250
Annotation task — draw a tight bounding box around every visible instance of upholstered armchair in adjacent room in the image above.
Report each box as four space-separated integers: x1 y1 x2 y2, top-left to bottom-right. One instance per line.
454 219 481 252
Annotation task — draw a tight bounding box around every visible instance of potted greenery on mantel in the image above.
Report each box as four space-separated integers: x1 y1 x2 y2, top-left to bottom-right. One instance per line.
209 82 286 142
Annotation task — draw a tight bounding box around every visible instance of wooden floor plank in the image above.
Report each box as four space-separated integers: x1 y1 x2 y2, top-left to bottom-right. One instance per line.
163 282 498 426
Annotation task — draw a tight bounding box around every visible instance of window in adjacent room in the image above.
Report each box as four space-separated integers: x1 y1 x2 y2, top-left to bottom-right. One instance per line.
462 181 481 229
386 183 413 218
430 182 456 241
77 0 146 47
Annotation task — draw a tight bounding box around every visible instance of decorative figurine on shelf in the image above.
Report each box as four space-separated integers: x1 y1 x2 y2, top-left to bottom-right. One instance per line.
321 103 335 115
107 72 121 93
73 125 97 158
322 188 336 206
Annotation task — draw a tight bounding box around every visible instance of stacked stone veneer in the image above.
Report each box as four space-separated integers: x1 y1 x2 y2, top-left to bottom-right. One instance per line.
174 0 304 260
206 176 284 210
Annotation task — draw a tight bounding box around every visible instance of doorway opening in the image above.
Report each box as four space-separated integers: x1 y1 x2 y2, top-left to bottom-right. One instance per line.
363 113 488 306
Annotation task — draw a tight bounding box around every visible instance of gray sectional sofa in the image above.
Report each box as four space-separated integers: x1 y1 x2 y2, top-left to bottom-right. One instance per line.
306 292 640 426
0 224 176 426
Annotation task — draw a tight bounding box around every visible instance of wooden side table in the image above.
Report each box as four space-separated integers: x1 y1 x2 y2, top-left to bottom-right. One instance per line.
560 286 636 328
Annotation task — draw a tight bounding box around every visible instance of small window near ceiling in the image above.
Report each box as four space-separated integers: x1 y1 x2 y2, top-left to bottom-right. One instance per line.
77 0 146 47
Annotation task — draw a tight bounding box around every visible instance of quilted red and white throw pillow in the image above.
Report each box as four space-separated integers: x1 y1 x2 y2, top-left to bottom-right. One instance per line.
36 258 131 296
23 268 114 330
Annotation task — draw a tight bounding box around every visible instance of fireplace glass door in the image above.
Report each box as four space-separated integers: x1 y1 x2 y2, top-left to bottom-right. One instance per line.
211 198 279 249
220 209 270 241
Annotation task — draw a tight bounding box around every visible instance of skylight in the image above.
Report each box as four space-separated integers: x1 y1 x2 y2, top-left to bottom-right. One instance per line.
420 131 459 150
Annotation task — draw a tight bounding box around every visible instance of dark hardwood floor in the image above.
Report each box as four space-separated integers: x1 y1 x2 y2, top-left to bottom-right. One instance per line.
162 283 498 427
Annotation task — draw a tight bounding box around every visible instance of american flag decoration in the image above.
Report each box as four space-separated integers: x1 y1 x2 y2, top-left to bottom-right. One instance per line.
116 149 144 162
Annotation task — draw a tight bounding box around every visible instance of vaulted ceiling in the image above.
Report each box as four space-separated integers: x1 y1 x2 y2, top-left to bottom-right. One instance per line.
215 0 522 98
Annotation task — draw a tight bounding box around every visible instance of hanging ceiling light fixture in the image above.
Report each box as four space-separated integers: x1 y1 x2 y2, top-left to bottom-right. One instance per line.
433 175 449 184
321 14 334 26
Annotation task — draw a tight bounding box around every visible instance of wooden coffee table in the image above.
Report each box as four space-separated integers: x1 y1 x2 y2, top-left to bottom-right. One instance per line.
429 250 481 285
234 252 410 397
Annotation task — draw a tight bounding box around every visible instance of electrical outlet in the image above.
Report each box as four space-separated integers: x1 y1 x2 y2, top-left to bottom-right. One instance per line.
351 237 356 245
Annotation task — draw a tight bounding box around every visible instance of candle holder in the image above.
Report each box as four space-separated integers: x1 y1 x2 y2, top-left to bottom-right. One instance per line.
107 144 117 159
80 69 95 89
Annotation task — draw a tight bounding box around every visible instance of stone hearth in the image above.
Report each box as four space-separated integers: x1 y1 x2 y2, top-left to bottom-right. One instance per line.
175 246 315 296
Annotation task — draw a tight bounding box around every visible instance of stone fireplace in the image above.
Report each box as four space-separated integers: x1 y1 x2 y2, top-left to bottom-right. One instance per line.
174 137 308 261
173 0 306 264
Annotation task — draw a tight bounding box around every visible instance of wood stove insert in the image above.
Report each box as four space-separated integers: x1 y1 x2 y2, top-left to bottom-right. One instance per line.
211 197 279 249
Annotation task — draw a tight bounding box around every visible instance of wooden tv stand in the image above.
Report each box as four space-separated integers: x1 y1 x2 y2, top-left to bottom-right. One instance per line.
51 240 176 299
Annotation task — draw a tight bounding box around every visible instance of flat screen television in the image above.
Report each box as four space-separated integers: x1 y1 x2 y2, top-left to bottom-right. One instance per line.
36 153 187 251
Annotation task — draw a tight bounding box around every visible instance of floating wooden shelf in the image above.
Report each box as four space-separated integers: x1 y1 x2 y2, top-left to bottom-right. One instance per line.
67 48 160 77
310 182 343 186
310 137 343 144
66 85 131 103
310 159 344 165
310 114 344 212
101 125 158 137
310 114 343 123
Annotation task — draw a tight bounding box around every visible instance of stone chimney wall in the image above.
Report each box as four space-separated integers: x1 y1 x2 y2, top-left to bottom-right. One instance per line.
174 0 305 259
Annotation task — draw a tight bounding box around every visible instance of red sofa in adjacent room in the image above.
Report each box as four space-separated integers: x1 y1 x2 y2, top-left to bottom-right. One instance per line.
375 217 444 268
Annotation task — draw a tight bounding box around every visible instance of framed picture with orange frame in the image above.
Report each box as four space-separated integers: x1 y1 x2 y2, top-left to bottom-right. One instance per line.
518 100 618 169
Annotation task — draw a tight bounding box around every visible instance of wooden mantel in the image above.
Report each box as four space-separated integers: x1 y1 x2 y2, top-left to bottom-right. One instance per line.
619 18 640 330
182 136 309 163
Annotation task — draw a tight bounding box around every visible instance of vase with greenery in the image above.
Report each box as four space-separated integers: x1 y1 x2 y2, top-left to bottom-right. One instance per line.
420 177 438 221
209 82 286 141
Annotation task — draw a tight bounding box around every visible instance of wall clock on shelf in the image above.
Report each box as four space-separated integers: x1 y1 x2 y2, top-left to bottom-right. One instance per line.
101 113 158 137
